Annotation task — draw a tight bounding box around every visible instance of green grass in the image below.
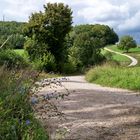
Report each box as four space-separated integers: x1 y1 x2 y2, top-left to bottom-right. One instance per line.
107 45 140 53
14 49 25 56
106 45 122 52
101 48 130 66
86 64 140 91
106 45 140 66
128 47 140 54
112 54 129 61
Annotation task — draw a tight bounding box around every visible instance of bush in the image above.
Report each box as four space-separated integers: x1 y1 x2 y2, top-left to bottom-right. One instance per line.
61 62 77 74
24 38 48 61
32 52 56 72
0 49 29 69
0 67 48 140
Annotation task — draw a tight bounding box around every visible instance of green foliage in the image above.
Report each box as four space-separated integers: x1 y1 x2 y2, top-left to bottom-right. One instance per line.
86 64 140 90
14 49 26 56
118 35 137 52
24 38 48 60
32 53 56 72
68 46 82 70
70 24 118 48
9 34 25 49
66 24 118 70
0 21 25 49
61 62 77 74
24 3 73 69
0 49 28 69
91 24 119 46
0 67 48 140
73 32 103 66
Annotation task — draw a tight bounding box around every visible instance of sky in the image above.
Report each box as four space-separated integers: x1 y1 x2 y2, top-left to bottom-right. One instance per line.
0 0 140 42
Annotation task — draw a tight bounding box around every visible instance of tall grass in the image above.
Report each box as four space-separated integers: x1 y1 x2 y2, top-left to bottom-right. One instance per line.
86 64 140 91
0 66 49 140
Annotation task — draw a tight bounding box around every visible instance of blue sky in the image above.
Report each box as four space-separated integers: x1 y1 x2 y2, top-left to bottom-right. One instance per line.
1 0 140 42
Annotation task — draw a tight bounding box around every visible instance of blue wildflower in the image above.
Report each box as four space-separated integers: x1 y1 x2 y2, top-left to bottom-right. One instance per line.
26 120 31 125
31 97 38 105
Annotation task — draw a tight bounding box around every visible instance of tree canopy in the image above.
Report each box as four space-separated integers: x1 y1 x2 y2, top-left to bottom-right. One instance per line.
0 21 25 49
70 24 118 48
24 3 73 68
67 24 118 68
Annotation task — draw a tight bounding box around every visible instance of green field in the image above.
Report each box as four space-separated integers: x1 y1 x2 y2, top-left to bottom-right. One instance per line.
106 45 140 66
101 48 131 66
107 45 140 53
87 45 140 90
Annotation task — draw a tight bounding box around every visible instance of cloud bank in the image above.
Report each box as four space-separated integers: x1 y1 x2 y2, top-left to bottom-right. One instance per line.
1 0 140 42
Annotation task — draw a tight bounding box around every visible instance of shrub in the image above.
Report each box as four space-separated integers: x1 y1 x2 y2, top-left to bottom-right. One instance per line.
0 49 29 69
24 38 48 61
32 52 56 72
61 62 77 74
0 67 48 140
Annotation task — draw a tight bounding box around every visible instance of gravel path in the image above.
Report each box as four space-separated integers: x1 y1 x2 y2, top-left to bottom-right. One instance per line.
104 48 138 66
38 76 140 140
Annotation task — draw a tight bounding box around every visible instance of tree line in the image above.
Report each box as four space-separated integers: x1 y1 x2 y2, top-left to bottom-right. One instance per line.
23 3 118 73
0 3 136 73
0 21 25 49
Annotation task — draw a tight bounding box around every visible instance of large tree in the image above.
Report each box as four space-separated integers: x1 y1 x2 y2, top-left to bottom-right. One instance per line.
24 3 73 65
91 24 119 46
118 35 137 52
67 24 118 68
73 32 103 66
70 24 118 47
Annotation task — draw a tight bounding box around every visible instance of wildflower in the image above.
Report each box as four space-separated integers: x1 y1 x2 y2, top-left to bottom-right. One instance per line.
31 97 38 105
26 120 31 125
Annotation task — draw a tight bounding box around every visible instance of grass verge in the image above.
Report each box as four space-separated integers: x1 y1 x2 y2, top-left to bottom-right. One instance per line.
101 48 130 66
86 64 140 91
105 45 140 66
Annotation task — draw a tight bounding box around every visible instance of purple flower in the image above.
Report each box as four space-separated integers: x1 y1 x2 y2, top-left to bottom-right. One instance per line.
26 120 31 125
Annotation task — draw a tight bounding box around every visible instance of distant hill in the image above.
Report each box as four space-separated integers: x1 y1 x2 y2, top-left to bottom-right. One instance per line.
0 21 26 49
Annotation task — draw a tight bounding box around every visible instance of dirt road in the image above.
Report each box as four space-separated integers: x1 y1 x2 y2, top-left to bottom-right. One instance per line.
38 76 140 140
104 48 138 67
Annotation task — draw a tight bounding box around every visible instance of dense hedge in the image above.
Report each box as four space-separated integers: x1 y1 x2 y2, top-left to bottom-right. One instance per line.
0 49 28 69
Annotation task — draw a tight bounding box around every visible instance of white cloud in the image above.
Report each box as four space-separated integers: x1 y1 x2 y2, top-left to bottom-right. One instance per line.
46 0 140 34
1 0 140 41
1 0 45 21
